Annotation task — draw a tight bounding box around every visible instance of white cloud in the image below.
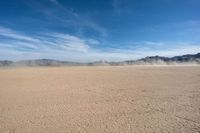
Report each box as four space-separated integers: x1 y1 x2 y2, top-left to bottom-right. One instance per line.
43 33 91 52
0 26 91 53
0 26 41 43
86 39 100 45
0 26 200 61
102 43 200 60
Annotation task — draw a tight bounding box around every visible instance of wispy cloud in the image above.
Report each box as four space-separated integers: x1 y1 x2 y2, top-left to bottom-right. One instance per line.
43 33 90 52
0 26 199 61
0 26 40 43
0 26 92 54
81 20 108 37
93 43 200 61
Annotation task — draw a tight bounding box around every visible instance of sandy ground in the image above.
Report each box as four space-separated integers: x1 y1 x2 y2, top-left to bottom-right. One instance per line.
0 66 200 133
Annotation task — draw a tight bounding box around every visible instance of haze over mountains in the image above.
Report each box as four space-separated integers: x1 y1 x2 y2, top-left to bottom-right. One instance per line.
0 53 200 67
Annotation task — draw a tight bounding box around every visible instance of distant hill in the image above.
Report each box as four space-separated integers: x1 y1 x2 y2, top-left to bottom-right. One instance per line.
14 59 82 67
171 53 200 62
130 53 200 65
0 53 200 67
0 60 14 67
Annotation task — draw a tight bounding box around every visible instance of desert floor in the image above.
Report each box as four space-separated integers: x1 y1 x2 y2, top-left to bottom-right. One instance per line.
0 66 200 133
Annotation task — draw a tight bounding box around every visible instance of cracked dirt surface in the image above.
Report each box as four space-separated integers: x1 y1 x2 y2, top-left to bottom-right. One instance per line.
0 66 200 133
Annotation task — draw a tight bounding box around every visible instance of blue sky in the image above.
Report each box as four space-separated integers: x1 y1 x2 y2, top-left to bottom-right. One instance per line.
0 0 200 61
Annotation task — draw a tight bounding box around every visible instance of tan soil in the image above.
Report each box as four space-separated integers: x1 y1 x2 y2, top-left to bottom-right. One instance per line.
0 66 200 133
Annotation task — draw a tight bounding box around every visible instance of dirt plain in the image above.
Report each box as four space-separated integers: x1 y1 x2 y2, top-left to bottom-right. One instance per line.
0 66 200 133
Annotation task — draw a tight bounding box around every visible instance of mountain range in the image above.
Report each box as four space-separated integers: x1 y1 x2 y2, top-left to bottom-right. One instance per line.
0 53 200 67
